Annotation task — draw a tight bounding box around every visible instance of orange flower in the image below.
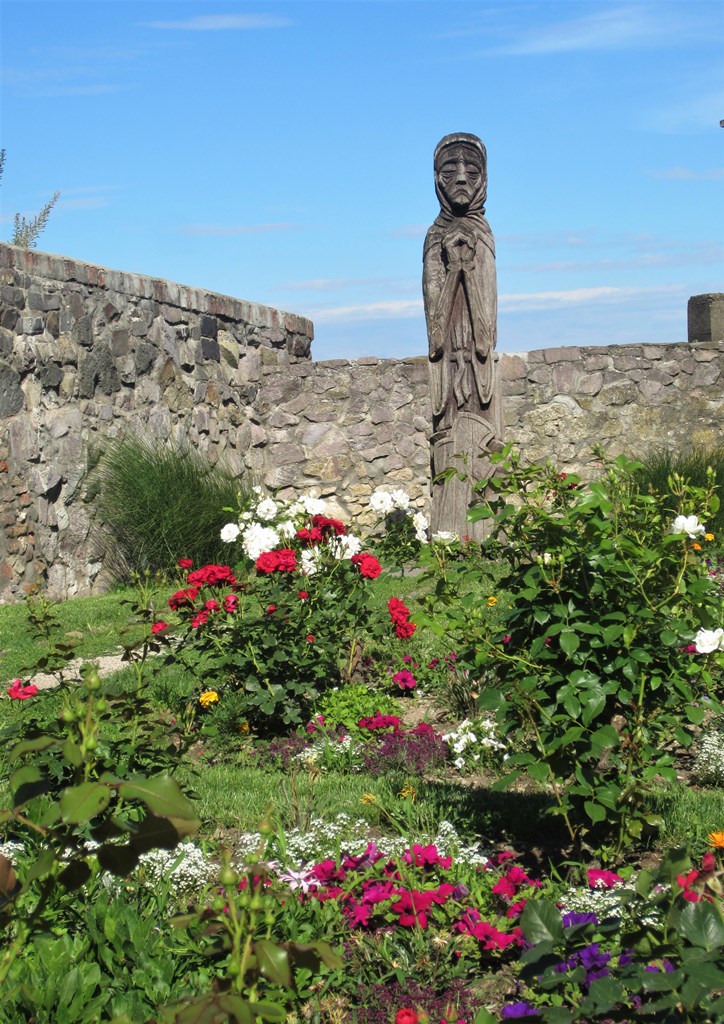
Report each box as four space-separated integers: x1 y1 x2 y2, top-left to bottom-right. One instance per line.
692 543 702 551
708 831 724 849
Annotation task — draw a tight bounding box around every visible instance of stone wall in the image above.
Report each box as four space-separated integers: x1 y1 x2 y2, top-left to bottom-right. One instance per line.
1 243 722 601
252 341 724 529
0 243 313 599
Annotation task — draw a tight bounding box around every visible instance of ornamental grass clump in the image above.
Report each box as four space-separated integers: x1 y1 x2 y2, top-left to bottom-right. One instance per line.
91 433 244 581
429 445 724 859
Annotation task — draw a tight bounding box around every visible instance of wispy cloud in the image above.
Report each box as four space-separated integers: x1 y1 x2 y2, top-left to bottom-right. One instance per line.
510 241 724 274
488 4 699 56
142 14 292 31
180 223 303 236
389 224 428 239
284 275 418 293
501 285 674 313
648 167 724 180
307 285 677 324
307 299 424 323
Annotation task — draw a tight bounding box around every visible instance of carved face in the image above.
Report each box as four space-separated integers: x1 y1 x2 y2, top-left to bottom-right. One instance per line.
436 144 484 213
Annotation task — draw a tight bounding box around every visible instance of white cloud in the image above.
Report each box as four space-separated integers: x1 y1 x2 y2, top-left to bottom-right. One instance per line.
142 14 292 31
307 299 424 323
180 223 303 236
284 275 418 293
500 285 675 313
649 167 724 180
489 4 696 56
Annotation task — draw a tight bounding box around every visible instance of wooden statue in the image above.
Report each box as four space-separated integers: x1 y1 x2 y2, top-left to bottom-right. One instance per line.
423 132 503 540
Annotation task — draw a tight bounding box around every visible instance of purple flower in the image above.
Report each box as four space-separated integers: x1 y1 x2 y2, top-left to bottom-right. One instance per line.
562 911 598 927
501 1003 539 1019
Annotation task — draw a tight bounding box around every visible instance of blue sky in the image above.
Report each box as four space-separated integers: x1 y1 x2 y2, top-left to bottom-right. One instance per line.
1 0 722 360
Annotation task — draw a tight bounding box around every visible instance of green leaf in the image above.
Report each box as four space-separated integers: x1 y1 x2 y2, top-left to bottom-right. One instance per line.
60 782 111 823
10 736 57 760
584 800 607 824
679 901 724 950
10 764 51 807
249 1001 287 1022
685 705 706 725
117 776 197 820
473 1011 498 1024
57 860 92 890
559 630 580 656
255 939 292 988
520 899 564 945
97 844 140 877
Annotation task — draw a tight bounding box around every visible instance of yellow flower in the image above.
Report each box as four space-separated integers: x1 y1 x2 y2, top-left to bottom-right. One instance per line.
692 542 702 551
400 785 417 802
486 595 498 607
705 533 715 542
708 831 724 849
199 689 220 708
239 721 250 734
361 792 378 805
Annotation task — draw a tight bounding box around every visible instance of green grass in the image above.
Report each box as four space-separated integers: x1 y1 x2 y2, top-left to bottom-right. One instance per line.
0 588 162 681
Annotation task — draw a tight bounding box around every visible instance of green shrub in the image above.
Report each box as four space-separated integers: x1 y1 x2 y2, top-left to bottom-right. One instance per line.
91 434 246 581
633 445 724 533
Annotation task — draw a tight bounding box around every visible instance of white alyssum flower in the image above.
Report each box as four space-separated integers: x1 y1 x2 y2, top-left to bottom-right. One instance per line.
241 523 281 561
255 498 279 521
693 728 724 785
672 514 706 539
693 627 724 654
220 522 241 544
135 841 212 901
370 489 395 514
443 718 505 767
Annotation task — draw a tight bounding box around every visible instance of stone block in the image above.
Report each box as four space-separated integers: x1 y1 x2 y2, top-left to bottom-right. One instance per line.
201 337 220 362
9 417 40 462
688 293 724 343
20 315 44 336
111 328 130 356
0 364 24 417
500 354 527 380
199 314 218 340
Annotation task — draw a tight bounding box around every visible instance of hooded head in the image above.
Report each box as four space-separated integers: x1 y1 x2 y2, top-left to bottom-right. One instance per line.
434 132 488 217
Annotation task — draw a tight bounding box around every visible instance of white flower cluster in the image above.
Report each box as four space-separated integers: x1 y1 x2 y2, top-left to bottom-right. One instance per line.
693 627 724 654
561 881 660 928
671 514 706 539
232 813 490 872
294 733 361 771
693 729 724 785
135 841 212 901
443 717 505 770
369 488 429 543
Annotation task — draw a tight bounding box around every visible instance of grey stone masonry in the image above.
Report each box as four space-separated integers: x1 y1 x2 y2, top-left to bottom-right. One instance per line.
688 293 724 345
0 240 721 601
0 243 312 600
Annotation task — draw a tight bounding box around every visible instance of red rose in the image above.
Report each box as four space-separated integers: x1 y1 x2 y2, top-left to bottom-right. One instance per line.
396 621 417 639
298 590 309 600
191 610 209 629
204 599 219 612
168 587 199 610
7 679 39 700
151 621 168 634
395 1010 419 1024
275 548 297 572
306 634 315 643
223 594 238 613
266 605 277 614
256 551 279 573
351 553 382 579
187 564 236 586
178 558 193 568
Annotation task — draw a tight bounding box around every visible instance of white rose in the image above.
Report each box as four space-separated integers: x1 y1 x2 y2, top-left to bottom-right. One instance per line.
278 519 296 538
390 489 410 510
241 524 280 561
672 514 706 539
255 498 279 521
432 531 456 544
370 490 395 514
220 522 241 544
300 549 320 576
693 627 724 654
298 494 327 516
